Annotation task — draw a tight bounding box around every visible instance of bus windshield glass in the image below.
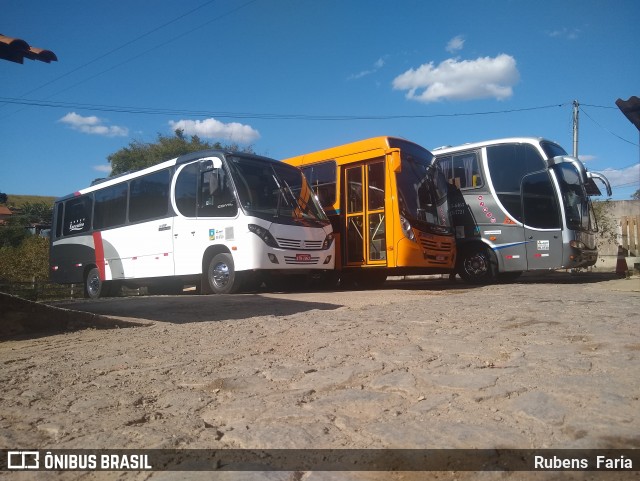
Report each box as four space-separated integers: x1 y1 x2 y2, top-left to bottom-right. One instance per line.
392 141 452 233
227 156 329 226
541 141 567 159
553 162 596 232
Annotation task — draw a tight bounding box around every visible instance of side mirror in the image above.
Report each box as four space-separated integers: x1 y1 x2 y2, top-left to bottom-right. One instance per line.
388 149 402 173
199 156 223 172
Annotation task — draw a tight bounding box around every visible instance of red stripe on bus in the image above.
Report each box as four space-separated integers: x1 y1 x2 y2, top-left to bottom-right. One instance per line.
93 231 106 280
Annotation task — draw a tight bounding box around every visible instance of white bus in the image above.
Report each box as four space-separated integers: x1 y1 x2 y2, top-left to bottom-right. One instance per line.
432 137 611 283
50 150 335 297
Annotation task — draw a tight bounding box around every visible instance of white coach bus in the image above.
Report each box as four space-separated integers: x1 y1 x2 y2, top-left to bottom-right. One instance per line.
432 137 611 283
50 150 335 297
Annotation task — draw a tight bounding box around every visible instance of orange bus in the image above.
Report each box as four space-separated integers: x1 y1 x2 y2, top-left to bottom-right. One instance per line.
283 137 455 287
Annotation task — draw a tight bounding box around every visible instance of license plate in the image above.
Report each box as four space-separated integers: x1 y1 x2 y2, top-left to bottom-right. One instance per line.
296 254 312 262
436 255 446 261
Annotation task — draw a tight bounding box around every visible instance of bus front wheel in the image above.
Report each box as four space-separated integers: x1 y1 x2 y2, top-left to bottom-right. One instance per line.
206 253 242 294
458 245 497 284
84 267 103 299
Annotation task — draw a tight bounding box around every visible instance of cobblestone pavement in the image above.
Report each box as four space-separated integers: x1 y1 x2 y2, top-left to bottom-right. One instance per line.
1 272 639 480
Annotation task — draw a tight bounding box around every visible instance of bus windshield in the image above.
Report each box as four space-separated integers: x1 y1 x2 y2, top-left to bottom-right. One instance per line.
394 147 452 233
553 162 596 232
227 156 329 226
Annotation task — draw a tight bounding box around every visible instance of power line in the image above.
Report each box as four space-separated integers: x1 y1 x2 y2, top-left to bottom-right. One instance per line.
8 0 218 101
580 105 639 147
0 97 567 121
0 0 260 119
39 0 261 103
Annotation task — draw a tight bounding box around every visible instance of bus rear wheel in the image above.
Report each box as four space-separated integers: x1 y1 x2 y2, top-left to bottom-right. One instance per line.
458 245 497 284
206 253 242 294
84 267 103 299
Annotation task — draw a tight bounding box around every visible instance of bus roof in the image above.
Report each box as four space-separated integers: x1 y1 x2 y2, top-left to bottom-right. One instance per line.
55 149 282 201
283 136 426 166
431 137 562 155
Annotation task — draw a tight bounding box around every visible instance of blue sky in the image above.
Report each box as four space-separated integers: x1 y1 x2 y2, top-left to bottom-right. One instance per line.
2 0 639 200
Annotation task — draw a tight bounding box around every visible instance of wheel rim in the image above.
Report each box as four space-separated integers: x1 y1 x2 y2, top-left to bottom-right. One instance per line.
211 262 230 289
87 272 101 297
464 253 488 278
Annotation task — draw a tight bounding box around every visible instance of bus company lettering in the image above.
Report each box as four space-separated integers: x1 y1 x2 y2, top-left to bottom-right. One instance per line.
68 219 86 232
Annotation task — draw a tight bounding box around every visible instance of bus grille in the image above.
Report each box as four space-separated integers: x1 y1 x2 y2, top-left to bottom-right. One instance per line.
420 238 454 252
276 238 324 250
283 255 321 265
420 238 454 264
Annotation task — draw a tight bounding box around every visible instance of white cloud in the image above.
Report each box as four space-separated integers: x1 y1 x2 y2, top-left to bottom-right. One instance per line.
348 57 386 80
59 112 128 137
94 164 112 173
446 35 465 53
169 118 260 144
547 27 581 40
598 164 640 189
578 154 596 163
392 54 520 103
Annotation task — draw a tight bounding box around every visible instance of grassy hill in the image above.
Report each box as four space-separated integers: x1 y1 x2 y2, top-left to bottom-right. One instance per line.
5 194 57 208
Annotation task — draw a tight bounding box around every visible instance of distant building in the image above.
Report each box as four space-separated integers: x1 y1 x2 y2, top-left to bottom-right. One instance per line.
0 205 12 225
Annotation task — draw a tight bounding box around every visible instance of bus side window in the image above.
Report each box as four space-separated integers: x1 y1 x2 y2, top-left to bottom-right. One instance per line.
452 152 482 189
129 169 170 223
175 163 198 217
54 203 64 238
62 195 93 236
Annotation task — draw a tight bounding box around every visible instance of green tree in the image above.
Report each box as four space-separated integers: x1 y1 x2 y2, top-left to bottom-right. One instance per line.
0 201 53 248
0 235 49 282
108 130 254 176
632 188 640 200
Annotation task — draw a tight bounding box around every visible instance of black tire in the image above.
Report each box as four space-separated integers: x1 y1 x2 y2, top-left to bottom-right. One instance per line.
84 267 103 299
458 245 497 285
206 253 242 294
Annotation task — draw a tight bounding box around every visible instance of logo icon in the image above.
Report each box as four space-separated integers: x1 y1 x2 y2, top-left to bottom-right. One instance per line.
7 451 39 469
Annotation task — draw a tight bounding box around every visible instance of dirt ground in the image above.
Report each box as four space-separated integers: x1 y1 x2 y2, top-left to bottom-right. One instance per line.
1 271 639 480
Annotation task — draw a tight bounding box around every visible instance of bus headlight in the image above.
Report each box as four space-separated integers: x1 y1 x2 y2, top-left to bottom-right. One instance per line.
400 215 416 242
570 240 586 249
322 233 334 250
248 224 279 248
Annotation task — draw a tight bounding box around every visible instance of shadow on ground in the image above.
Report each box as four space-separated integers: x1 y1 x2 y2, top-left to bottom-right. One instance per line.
51 294 341 324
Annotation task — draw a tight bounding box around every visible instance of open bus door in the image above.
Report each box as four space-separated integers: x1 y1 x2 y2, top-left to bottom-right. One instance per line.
343 161 387 269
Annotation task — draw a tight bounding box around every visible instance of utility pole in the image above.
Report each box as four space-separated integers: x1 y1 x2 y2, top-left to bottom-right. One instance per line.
572 100 580 158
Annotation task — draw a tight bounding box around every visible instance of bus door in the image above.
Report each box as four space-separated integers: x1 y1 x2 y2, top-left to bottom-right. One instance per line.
343 161 386 267
172 161 202 276
521 171 563 269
